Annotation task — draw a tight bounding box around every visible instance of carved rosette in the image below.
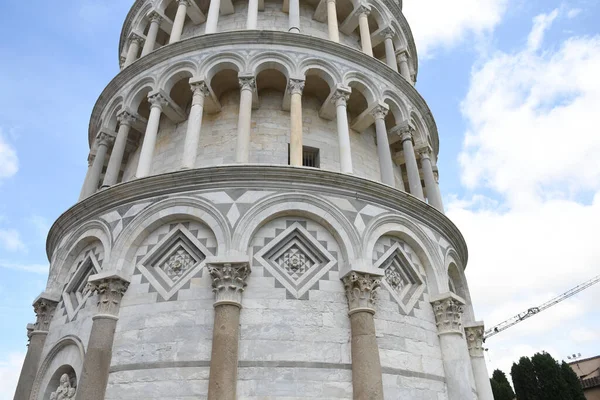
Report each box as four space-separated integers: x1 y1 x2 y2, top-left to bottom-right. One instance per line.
342 272 381 315
208 263 251 307
88 277 130 317
465 324 485 357
117 110 137 127
370 105 389 121
431 296 464 335
33 298 58 332
288 79 305 96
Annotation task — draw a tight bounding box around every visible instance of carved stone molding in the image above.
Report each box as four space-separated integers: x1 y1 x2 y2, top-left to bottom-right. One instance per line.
33 297 58 332
430 293 465 335
342 271 381 315
208 262 251 307
288 79 305 96
464 323 485 357
88 273 130 318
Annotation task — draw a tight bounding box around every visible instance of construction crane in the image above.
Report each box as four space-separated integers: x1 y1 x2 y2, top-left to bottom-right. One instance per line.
483 274 600 341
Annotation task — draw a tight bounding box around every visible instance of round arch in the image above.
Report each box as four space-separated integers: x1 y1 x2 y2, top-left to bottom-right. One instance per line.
446 248 475 322
249 52 295 80
382 90 408 122
200 53 246 82
410 110 429 147
158 60 199 93
298 59 342 88
101 95 125 132
343 72 378 104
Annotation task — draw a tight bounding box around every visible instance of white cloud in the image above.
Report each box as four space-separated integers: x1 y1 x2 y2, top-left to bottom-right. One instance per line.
0 261 48 274
0 131 18 181
0 230 26 252
567 8 582 19
0 353 24 400
403 0 509 58
569 327 598 343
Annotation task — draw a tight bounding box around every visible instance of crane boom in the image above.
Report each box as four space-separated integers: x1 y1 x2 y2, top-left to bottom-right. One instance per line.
483 274 600 341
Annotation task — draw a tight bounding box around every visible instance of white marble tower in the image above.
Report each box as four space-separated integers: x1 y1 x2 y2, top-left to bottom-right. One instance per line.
14 0 494 399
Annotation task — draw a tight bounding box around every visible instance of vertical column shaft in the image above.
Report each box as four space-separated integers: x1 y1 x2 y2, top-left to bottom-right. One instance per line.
207 263 251 400
465 324 494 400
102 112 136 188
182 81 209 169
326 0 340 42
357 7 373 56
401 130 424 199
419 148 444 211
288 0 300 32
78 156 94 200
247 0 259 29
75 275 129 400
124 35 143 67
396 51 412 83
141 12 162 56
343 272 384 400
289 79 305 167
81 133 113 199
205 0 221 34
235 77 256 163
136 93 167 178
333 87 352 173
169 0 189 44
13 298 57 400
372 106 395 187
383 30 398 72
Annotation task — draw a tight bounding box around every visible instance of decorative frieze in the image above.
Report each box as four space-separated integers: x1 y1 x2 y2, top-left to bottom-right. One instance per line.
33 297 58 332
430 293 465 335
342 271 381 314
208 262 251 307
465 323 485 358
88 274 130 317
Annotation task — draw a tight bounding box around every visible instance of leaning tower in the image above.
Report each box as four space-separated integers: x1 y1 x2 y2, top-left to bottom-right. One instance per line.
14 0 495 399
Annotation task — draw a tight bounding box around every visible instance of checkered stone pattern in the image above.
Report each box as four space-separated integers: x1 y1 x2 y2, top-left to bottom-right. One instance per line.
58 242 105 321
373 236 428 316
196 190 274 228
99 200 155 243
130 221 217 302
251 217 340 300
323 195 389 234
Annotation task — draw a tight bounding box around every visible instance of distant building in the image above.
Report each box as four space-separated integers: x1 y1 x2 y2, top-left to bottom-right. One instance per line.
569 355 600 400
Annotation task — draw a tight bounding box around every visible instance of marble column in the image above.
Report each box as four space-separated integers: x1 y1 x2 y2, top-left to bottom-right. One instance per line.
418 147 444 212
80 132 113 200
78 155 94 200
102 111 137 188
247 0 259 29
343 272 384 400
124 34 144 67
181 80 210 169
205 0 221 34
401 128 424 199
431 293 476 400
141 12 162 56
136 92 167 178
235 77 256 163
13 297 58 400
169 0 190 44
357 6 373 57
75 274 129 400
326 0 340 42
396 50 411 83
207 262 251 400
288 0 300 32
288 79 305 167
465 323 494 400
372 105 395 187
332 87 352 173
382 28 398 72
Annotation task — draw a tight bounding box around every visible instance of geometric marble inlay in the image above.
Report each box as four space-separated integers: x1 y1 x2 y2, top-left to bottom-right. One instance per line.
62 252 101 321
137 223 212 300
255 222 336 299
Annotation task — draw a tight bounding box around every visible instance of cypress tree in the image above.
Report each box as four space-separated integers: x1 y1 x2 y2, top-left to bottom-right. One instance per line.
490 369 515 400
531 352 571 400
511 357 541 400
561 361 586 400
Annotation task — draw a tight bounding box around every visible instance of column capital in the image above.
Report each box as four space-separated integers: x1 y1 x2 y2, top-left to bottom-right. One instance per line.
129 32 145 45
95 132 114 148
178 0 191 5
342 271 381 315
395 49 409 62
190 80 210 96
430 292 465 336
332 86 351 107
417 146 432 160
88 273 130 318
119 56 126 68
117 110 137 127
464 322 486 358
32 296 59 332
208 261 251 307
400 126 415 143
148 92 169 110
87 152 96 167
287 78 305 96
148 11 163 24
381 27 394 39
370 104 389 121
356 4 371 16
326 0 336 4
238 76 257 92
433 165 440 183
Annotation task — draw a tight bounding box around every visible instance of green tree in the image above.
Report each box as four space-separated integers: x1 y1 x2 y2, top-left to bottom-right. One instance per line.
511 356 541 400
561 361 586 400
490 369 515 400
531 352 571 400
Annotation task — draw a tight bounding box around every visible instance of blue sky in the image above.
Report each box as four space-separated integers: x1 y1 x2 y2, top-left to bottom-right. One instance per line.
1 0 599 395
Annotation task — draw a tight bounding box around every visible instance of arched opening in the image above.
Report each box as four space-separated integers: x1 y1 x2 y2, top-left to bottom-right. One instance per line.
346 82 369 121
142 15 170 51
168 73 194 113
43 365 77 399
255 67 288 164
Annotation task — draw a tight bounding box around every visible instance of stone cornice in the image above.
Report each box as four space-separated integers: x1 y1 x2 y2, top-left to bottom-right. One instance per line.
99 31 435 152
118 0 417 80
47 165 467 266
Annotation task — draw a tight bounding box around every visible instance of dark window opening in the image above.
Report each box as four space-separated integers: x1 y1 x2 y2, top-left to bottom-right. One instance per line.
288 145 320 168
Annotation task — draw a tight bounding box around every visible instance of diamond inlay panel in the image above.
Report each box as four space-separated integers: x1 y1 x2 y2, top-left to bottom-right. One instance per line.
62 244 103 321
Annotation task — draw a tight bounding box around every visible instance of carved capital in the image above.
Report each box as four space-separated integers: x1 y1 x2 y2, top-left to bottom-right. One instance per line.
129 33 145 46
465 323 485 357
370 104 389 121
148 11 162 24
33 298 58 332
395 50 409 63
343 271 381 314
433 166 440 183
332 87 351 107
95 132 114 148
239 76 256 92
88 275 130 317
148 92 169 110
87 152 95 167
288 79 305 96
119 56 126 68
356 4 371 16
401 127 415 143
431 293 465 335
117 110 137 127
208 262 251 307
26 323 35 344
418 146 432 160
178 0 191 6
381 27 394 40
